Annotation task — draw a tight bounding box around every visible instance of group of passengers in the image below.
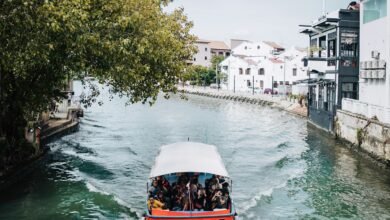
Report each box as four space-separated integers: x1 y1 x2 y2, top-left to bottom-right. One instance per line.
147 173 230 212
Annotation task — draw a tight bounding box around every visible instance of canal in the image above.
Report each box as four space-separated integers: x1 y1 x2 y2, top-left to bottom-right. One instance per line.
1 85 390 219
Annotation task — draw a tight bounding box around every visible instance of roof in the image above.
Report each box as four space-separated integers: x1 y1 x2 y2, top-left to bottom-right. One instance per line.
149 142 229 178
209 41 230 50
263 41 285 50
196 38 211 44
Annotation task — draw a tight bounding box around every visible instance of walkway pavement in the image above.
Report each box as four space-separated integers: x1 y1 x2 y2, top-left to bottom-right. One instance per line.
181 86 307 117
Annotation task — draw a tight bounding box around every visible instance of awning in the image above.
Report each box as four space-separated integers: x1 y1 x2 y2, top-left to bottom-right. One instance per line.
149 142 229 178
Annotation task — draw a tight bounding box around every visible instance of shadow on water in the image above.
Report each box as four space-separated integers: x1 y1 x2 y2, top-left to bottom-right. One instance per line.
0 143 139 220
295 123 390 219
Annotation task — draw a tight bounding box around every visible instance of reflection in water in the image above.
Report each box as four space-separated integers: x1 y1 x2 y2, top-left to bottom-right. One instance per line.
0 84 389 219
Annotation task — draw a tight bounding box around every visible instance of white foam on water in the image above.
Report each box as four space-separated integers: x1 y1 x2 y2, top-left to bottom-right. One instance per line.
83 179 142 218
237 158 307 216
238 182 286 215
85 182 110 195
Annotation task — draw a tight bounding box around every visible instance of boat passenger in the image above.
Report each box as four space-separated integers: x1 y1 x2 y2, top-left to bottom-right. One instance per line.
147 196 165 211
194 188 207 211
149 179 160 196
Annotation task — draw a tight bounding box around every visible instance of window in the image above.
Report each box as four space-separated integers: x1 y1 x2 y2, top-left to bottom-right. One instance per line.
364 0 387 23
310 38 318 58
279 81 284 85
223 66 228 70
285 81 290 85
239 68 243 75
340 31 358 57
226 52 231 57
245 46 248 50
293 68 297 76
309 86 317 108
319 36 326 58
193 58 196 61
247 80 251 87
218 52 223 55
258 68 265 75
245 68 251 75
318 84 324 110
327 38 337 66
205 47 208 52
257 46 261 49
205 56 208 60
260 80 264 89
342 82 358 99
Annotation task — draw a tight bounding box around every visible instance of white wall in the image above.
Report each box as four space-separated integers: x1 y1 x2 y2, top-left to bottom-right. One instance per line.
220 46 308 93
193 42 212 67
232 41 274 57
359 3 390 108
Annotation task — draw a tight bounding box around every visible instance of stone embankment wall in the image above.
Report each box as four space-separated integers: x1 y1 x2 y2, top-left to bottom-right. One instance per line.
180 87 307 118
336 110 390 166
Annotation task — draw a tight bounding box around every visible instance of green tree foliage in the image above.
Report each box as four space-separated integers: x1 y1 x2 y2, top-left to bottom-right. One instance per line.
184 55 226 86
0 0 196 144
211 55 226 84
211 55 225 70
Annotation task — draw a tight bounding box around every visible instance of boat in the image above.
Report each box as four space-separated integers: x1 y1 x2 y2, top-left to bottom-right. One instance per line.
144 142 237 220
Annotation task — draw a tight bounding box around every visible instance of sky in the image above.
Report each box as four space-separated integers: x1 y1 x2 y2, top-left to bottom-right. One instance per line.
165 0 355 48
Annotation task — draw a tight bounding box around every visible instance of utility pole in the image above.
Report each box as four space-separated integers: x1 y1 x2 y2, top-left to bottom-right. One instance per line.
215 62 219 90
234 75 236 93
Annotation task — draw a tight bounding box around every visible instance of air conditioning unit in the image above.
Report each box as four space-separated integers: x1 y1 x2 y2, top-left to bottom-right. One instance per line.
379 60 386 69
378 70 386 79
360 61 366 69
366 61 373 69
366 70 372 78
372 70 379 78
372 51 380 59
372 60 379 69
360 70 366 78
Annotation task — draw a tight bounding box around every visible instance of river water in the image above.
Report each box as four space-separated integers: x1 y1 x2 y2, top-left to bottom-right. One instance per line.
1 85 390 219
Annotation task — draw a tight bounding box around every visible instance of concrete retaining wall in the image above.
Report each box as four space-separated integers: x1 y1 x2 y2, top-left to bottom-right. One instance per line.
180 88 308 118
336 110 390 165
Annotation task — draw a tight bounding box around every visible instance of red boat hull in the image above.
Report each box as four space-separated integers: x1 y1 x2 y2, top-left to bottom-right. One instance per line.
145 209 235 220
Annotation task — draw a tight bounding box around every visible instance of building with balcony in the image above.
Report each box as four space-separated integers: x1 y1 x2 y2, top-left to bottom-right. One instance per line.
342 0 390 124
300 5 360 131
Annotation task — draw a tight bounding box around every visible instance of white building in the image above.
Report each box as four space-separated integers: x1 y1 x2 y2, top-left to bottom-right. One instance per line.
219 41 308 93
191 39 230 67
342 0 390 124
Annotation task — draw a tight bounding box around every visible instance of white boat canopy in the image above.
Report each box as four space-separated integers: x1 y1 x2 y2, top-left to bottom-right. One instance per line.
149 142 229 178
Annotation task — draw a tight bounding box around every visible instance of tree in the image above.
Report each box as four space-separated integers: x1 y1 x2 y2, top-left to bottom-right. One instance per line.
0 0 196 147
211 55 226 86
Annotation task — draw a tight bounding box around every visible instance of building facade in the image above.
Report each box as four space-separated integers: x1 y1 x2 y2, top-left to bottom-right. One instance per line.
219 41 308 93
301 7 360 131
191 39 231 67
342 0 390 123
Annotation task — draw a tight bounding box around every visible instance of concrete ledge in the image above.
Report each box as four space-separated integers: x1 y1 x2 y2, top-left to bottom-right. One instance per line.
336 110 390 166
180 89 307 118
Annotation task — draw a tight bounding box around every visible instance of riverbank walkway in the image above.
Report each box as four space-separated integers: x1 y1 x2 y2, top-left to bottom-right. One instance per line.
180 86 307 118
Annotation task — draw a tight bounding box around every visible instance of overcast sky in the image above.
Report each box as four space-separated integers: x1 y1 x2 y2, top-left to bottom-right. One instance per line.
165 0 355 47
